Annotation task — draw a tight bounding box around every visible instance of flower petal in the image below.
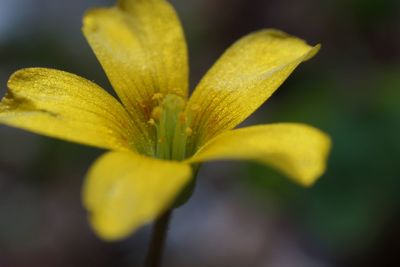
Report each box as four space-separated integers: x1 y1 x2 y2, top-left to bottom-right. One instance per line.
187 123 331 186
83 151 191 240
82 0 189 126
0 68 150 153
187 29 319 148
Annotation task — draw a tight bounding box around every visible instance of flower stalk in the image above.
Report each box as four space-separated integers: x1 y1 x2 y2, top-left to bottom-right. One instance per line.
145 210 172 267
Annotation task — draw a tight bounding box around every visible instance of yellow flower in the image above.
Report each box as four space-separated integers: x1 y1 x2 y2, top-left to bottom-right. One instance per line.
0 0 331 240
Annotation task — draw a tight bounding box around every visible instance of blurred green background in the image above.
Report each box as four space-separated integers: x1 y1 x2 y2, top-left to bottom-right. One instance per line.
0 0 399 266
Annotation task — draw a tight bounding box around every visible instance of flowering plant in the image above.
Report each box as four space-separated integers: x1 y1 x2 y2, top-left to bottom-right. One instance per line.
0 0 330 246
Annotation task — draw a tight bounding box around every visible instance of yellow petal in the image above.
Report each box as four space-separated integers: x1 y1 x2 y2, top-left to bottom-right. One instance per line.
187 29 320 148
82 0 188 128
187 124 331 186
0 68 150 153
83 151 191 240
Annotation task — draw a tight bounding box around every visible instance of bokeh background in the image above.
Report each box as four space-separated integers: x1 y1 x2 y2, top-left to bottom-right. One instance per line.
1 0 399 266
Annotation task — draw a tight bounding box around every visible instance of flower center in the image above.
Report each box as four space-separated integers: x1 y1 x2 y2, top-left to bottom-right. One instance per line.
148 94 192 160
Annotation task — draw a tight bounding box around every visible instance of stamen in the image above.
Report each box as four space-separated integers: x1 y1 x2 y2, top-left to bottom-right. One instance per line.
150 93 191 160
190 103 200 112
139 101 147 109
179 113 186 124
170 88 182 95
152 93 163 101
151 106 162 121
185 127 193 137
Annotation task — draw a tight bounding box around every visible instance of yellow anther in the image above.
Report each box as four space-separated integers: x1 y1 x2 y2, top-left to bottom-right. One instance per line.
185 127 193 136
151 106 163 120
139 101 147 109
179 112 187 124
148 118 156 126
170 88 182 95
152 93 163 101
190 104 200 112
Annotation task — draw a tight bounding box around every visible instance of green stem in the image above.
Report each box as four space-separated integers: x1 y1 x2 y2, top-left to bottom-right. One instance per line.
145 210 172 267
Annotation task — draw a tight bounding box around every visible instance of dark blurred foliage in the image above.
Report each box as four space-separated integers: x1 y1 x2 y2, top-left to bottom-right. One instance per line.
0 0 399 266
